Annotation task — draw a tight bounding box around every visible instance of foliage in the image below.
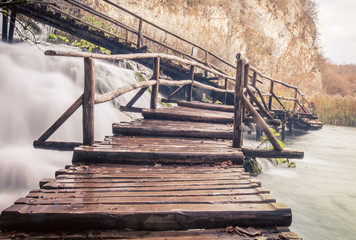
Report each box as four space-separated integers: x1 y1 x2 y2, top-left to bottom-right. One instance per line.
311 94 356 127
258 129 296 168
243 157 262 176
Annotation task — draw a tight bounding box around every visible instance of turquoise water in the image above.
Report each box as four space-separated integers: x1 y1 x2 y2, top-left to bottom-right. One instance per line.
258 125 356 240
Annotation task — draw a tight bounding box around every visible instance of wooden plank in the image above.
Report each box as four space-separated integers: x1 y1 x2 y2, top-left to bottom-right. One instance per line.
27 187 270 199
0 227 300 239
54 173 249 181
113 120 234 139
0 203 292 231
16 193 276 205
31 183 261 194
72 147 244 165
178 100 234 112
41 179 257 189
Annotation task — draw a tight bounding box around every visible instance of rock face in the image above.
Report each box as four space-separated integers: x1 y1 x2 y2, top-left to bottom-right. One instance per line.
95 0 321 93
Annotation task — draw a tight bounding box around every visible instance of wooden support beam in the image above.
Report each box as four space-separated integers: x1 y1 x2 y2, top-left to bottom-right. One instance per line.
242 95 283 151
126 87 148 107
2 7 8 42
187 65 195 101
242 147 303 159
233 54 245 148
33 141 81 151
223 78 228 105
254 87 269 111
83 57 95 145
272 92 287 111
150 57 160 109
268 81 274 111
246 87 273 120
168 85 186 100
252 71 257 88
8 9 16 43
137 18 143 48
37 94 83 142
293 88 298 112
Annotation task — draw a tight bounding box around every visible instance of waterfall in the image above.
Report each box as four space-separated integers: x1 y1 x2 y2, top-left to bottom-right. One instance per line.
0 42 151 211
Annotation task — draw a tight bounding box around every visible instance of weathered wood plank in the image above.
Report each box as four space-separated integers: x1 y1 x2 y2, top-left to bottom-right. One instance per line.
0 202 291 231
72 136 244 165
16 193 276 205
142 107 280 126
113 120 234 139
0 227 300 239
178 100 234 112
27 187 270 199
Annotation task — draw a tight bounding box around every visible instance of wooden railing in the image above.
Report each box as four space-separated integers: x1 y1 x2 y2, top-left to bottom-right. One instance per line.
6 0 313 116
34 50 285 153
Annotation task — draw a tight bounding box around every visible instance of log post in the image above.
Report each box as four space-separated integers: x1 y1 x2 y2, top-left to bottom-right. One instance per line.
125 30 129 44
252 71 257 88
281 112 286 140
2 7 8 42
187 65 195 101
233 54 245 148
293 88 298 113
268 80 274 111
256 125 262 141
223 78 228 105
137 18 143 48
8 9 16 43
150 57 160 109
83 57 95 145
243 63 250 117
204 50 208 77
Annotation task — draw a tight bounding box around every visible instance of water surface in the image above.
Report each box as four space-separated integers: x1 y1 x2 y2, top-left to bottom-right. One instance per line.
258 125 356 240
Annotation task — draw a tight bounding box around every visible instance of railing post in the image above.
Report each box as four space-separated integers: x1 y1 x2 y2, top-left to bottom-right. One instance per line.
8 9 16 44
223 78 228 105
2 7 8 42
83 57 95 145
252 71 257 88
187 65 195 101
204 50 208 77
243 63 250 116
150 57 160 109
137 18 143 48
233 54 245 148
268 80 274 111
293 88 298 112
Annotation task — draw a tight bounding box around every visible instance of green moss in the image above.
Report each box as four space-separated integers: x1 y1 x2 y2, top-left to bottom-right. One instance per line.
135 72 146 82
159 99 172 108
243 157 262 176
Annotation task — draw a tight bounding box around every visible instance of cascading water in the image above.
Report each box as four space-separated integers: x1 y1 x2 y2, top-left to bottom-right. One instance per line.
0 42 152 211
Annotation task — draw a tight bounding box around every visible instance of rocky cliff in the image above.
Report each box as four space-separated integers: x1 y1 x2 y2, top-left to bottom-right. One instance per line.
95 0 321 93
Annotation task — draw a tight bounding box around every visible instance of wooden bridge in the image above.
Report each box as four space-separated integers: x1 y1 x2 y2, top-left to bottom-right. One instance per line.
0 0 322 238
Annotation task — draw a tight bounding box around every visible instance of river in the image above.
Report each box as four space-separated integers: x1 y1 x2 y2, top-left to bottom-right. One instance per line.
0 42 355 239
257 125 356 240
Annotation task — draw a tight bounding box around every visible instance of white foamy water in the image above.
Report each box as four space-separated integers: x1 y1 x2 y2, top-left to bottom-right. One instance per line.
0 42 151 211
258 126 356 240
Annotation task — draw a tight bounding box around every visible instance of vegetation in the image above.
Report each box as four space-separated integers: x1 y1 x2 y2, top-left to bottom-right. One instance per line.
312 56 356 127
259 129 296 168
311 94 356 127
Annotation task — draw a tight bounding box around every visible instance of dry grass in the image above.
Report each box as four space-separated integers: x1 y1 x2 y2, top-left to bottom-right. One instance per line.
311 94 356 127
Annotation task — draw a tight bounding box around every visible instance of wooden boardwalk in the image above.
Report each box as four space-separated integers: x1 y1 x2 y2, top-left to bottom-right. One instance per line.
0 102 301 239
